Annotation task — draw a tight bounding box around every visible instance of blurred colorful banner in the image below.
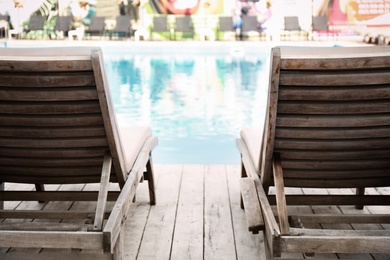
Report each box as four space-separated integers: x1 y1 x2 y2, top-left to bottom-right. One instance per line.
313 0 390 31
148 0 224 15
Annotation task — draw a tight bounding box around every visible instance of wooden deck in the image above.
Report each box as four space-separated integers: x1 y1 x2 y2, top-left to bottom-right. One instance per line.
1 164 389 259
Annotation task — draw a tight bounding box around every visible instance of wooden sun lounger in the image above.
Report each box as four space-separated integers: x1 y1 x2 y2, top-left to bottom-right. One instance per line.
0 47 158 259
237 46 390 257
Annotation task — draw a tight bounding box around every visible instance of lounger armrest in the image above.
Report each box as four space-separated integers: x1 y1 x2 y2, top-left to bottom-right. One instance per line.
103 136 157 253
240 177 265 234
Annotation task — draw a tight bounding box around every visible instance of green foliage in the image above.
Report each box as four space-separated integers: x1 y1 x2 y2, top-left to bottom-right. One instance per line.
34 0 58 17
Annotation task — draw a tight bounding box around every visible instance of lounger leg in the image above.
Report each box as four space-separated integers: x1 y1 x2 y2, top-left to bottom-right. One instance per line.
355 187 365 209
145 154 156 205
113 230 124 260
240 159 247 209
0 182 4 210
35 184 45 203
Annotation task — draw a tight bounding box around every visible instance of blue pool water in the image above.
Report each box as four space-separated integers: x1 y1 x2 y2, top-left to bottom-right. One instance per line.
103 44 270 164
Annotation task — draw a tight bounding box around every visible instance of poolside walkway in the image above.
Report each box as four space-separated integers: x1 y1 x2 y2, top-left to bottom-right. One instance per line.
1 164 389 259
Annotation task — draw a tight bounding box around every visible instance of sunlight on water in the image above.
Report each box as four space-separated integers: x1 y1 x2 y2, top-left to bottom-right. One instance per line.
103 46 270 164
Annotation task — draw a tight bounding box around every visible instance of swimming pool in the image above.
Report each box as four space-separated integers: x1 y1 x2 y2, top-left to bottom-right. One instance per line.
103 43 270 164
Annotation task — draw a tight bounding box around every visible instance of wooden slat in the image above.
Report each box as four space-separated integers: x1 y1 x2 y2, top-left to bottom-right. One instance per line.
0 87 99 101
281 55 390 70
283 177 390 188
275 138 390 150
0 191 119 201
279 86 390 101
0 231 103 250
276 114 390 128
0 147 108 158
0 126 105 138
276 127 390 139
0 73 95 87
0 252 113 260
0 101 101 114
272 156 290 235
0 114 103 127
0 137 108 148
278 100 390 114
170 165 204 259
279 70 390 86
0 59 92 72
281 168 390 179
276 149 390 160
91 48 126 186
293 214 390 224
0 210 97 219
279 236 390 254
266 194 390 206
0 156 104 167
0 222 93 231
281 158 390 170
204 165 236 259
0 166 104 176
93 155 112 231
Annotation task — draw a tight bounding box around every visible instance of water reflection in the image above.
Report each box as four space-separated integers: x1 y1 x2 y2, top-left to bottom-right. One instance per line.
104 51 268 164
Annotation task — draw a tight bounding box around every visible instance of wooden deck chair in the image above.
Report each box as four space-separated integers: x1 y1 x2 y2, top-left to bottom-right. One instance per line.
150 15 170 40
237 46 390 257
0 47 158 259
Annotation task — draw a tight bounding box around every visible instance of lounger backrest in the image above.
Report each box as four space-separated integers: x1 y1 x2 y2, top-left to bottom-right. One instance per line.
153 16 168 32
89 16 106 32
242 16 258 33
175 16 193 33
262 46 390 189
312 16 328 32
284 16 300 31
0 47 127 186
28 16 45 31
115 16 131 33
218 16 234 32
55 16 72 33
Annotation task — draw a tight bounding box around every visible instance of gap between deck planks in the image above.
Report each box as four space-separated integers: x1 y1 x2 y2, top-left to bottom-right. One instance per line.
1 164 390 259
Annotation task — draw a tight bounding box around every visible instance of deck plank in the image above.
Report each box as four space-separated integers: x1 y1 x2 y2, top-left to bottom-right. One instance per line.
226 164 267 259
137 164 182 260
0 164 389 259
204 165 236 259
170 164 204 260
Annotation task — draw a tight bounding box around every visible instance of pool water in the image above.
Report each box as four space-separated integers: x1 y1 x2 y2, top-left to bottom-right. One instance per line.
103 44 270 164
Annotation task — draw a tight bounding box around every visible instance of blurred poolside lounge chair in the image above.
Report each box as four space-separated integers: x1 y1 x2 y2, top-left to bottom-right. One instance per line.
310 15 337 40
150 15 170 40
237 46 390 257
23 16 45 39
216 16 234 40
282 16 307 40
85 16 106 39
110 16 132 39
0 47 158 258
0 15 11 39
174 16 194 40
55 16 72 39
241 15 263 40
